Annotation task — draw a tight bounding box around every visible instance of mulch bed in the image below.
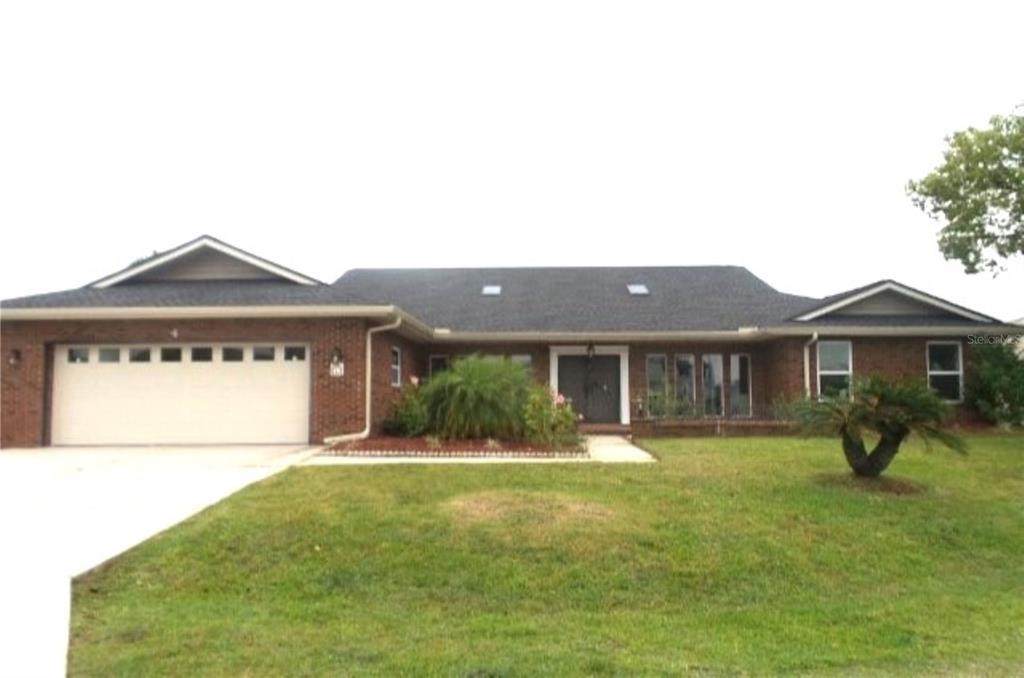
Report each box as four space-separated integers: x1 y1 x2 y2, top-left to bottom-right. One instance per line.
322 436 588 458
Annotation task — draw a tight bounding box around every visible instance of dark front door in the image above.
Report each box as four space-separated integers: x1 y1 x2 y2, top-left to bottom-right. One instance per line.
557 355 621 423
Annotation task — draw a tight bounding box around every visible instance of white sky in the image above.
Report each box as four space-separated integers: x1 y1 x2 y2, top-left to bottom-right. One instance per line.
1 1 1022 320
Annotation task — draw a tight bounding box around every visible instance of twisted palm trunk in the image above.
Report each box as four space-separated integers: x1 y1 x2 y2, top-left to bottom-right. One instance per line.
840 426 909 477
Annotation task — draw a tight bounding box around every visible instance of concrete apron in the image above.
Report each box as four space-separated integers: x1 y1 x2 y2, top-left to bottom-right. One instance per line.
0 445 316 678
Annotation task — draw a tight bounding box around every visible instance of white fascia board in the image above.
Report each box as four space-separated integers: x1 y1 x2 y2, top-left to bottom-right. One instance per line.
762 324 1024 337
90 237 321 288
795 282 993 323
429 329 768 343
0 304 435 338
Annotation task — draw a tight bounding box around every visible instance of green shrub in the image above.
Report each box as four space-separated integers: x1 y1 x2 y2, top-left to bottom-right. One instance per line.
382 384 428 437
523 385 581 447
420 355 531 439
967 342 1024 426
790 374 965 477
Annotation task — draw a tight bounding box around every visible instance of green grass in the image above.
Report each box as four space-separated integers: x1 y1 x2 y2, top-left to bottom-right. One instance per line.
69 435 1024 676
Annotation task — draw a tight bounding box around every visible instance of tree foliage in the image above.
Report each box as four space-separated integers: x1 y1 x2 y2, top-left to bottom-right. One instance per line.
791 375 965 477
966 342 1024 426
907 113 1024 273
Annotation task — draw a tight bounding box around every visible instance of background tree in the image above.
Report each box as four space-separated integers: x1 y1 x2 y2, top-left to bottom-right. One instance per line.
791 375 966 478
907 113 1024 273
966 342 1024 426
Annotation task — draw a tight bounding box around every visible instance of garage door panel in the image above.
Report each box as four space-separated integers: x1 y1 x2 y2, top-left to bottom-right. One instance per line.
51 344 311 445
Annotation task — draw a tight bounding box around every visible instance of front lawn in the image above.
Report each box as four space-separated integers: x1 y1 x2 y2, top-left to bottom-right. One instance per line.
70 435 1024 676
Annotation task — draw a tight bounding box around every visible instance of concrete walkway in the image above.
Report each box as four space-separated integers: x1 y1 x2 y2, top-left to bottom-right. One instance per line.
0 445 316 678
304 435 655 465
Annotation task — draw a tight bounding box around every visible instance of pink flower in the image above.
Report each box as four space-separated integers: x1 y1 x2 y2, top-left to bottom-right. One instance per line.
555 393 566 405
410 375 420 386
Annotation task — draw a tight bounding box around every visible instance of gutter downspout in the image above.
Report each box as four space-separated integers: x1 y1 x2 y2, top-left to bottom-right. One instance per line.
324 316 403 444
803 332 819 398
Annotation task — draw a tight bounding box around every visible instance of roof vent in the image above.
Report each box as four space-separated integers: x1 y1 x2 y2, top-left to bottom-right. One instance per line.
627 284 649 296
481 285 502 296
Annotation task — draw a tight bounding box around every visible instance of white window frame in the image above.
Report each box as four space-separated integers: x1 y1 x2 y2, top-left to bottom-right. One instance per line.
926 340 964 403
729 353 753 417
817 340 853 399
390 346 402 387
646 354 668 396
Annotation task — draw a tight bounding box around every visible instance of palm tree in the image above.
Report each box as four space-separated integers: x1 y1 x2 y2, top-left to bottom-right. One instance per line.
792 375 966 477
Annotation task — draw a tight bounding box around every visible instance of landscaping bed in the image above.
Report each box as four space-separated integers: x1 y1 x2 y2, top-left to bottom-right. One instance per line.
323 436 587 457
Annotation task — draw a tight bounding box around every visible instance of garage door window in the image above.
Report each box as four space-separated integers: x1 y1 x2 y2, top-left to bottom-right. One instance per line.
161 348 182 362
254 346 275 361
223 347 244 362
67 348 89 363
129 348 151 363
284 346 306 361
98 348 120 363
191 347 213 362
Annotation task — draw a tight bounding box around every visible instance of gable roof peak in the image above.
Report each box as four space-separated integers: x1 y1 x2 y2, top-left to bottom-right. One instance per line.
88 235 323 289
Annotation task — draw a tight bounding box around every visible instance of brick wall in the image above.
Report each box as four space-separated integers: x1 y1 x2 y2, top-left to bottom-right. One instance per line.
0 317 375 447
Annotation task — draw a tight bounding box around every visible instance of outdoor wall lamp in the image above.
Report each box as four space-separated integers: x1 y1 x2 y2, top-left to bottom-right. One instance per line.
7 349 21 366
586 343 596 359
329 348 345 377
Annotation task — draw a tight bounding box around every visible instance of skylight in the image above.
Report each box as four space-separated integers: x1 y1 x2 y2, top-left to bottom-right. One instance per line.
627 284 649 296
481 285 502 296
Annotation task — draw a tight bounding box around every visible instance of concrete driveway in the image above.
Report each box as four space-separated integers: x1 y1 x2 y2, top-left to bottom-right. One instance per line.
0 445 315 678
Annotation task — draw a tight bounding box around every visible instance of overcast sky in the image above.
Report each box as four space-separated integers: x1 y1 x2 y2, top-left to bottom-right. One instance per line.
1 1 1022 320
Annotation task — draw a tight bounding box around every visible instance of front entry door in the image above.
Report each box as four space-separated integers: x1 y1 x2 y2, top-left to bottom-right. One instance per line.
557 355 621 423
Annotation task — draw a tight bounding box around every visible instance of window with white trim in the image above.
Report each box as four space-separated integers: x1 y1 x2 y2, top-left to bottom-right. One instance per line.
817 340 852 399
646 354 668 396
927 341 963 402
730 354 752 417
390 347 402 386
702 354 724 416
674 354 696 406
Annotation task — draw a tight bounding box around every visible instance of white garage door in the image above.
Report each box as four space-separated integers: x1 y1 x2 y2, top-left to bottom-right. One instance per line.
51 343 311 445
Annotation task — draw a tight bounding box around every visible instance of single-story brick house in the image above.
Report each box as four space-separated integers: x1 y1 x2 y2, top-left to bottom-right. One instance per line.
1 235 1018 447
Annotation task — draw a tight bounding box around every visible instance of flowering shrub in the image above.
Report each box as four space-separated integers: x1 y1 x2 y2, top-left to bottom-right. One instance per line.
523 385 581 448
381 384 429 437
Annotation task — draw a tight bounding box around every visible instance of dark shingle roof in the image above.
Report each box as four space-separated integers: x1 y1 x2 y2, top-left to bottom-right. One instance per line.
0 281 340 309
329 266 818 332
3 266 1003 333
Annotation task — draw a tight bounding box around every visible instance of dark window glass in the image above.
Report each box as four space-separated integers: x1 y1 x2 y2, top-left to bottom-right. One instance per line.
730 354 751 416
222 347 244 362
191 347 213 362
129 348 151 363
819 374 850 399
928 344 960 372
429 355 450 377
67 348 89 363
702 354 724 416
675 355 695 403
646 355 667 396
98 348 120 363
284 346 306 361
161 347 182 362
929 374 961 401
253 346 275 361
